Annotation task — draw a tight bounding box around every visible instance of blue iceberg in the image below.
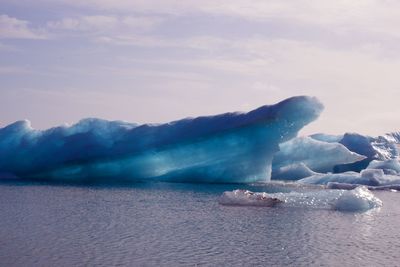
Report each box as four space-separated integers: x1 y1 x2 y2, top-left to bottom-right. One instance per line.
334 133 399 173
366 159 400 175
271 162 318 181
0 96 323 183
271 137 365 179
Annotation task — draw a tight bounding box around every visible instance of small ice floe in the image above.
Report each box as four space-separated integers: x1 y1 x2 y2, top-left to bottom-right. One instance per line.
333 186 383 212
219 189 283 207
219 187 382 212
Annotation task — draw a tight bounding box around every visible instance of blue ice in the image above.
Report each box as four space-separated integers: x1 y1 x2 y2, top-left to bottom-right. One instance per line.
0 96 323 183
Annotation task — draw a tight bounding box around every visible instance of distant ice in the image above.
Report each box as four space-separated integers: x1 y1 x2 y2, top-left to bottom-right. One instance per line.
272 137 365 175
299 168 400 187
310 133 343 143
271 162 318 180
367 159 400 175
335 133 399 173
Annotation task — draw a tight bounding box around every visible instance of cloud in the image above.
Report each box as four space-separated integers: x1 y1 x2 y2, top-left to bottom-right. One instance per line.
1 1 400 135
0 14 46 39
0 66 36 74
23 1 400 25
0 42 18 51
47 15 163 33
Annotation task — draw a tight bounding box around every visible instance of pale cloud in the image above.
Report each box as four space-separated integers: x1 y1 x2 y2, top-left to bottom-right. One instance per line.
26 0 400 38
0 66 38 74
99 35 400 135
0 42 18 51
1 1 400 135
47 15 163 33
95 35 228 49
0 14 46 39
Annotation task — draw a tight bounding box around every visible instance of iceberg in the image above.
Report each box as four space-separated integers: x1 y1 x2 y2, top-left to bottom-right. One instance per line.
0 96 323 183
334 133 399 173
366 159 400 175
272 137 365 176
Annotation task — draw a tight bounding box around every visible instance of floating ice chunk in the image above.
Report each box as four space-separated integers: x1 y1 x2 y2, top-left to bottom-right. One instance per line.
335 133 399 173
219 189 283 206
367 159 400 175
220 187 382 212
271 162 318 180
333 186 382 212
0 96 323 183
267 190 341 209
272 137 365 174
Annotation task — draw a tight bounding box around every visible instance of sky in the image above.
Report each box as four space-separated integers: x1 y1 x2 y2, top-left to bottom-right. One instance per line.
0 0 399 136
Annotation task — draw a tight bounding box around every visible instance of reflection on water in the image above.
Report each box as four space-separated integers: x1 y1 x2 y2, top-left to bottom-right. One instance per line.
0 181 399 266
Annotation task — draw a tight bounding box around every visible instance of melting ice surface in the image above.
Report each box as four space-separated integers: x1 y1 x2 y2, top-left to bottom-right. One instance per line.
219 186 383 212
333 186 383 212
0 96 323 183
219 189 283 207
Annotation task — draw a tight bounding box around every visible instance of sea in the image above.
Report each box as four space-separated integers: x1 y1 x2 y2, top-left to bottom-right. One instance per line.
0 181 399 267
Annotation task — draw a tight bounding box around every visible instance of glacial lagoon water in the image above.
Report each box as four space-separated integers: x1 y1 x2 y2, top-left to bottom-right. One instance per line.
1 181 399 267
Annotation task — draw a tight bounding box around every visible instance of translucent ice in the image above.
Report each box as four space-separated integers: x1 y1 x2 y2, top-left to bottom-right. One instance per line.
0 96 323 183
299 169 400 187
335 133 399 173
271 162 317 180
298 171 376 186
220 187 382 212
310 133 343 143
367 159 400 175
272 137 365 175
333 186 382 212
326 182 400 191
219 189 283 206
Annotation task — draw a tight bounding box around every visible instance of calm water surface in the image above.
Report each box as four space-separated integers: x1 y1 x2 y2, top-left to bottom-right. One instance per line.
0 181 399 267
